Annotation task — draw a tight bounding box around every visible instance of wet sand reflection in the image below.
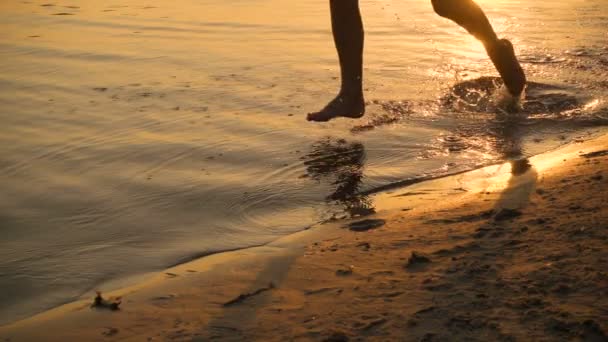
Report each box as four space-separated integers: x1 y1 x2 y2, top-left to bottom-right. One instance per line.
493 119 539 212
302 138 374 219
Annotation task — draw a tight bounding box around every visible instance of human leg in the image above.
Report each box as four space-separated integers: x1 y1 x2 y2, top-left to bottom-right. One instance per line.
307 0 365 122
431 0 526 96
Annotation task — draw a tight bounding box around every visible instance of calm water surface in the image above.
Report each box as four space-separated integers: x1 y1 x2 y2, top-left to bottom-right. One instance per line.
0 0 607 324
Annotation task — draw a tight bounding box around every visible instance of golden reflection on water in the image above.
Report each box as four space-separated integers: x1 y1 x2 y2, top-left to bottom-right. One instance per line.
302 138 374 219
372 131 603 214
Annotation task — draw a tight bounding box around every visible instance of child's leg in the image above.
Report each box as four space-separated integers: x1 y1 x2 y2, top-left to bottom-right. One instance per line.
307 0 365 122
432 0 497 43
432 0 526 96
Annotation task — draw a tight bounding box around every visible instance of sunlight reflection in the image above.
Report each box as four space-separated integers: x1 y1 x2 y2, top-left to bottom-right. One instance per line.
373 132 607 213
583 99 601 112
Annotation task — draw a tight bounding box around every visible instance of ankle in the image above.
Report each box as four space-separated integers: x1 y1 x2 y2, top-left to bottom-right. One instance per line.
339 87 363 99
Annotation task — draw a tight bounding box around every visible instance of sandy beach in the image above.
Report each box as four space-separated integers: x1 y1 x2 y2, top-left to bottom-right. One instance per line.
2 0 608 334
2 0 607 324
1 133 606 341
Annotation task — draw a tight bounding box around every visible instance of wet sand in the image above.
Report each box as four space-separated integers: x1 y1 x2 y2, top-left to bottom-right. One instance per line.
1 133 606 341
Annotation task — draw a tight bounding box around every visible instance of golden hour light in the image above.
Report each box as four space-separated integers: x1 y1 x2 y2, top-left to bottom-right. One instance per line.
0 0 607 340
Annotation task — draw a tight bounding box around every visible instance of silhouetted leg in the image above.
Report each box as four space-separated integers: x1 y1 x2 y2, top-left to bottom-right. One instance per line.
307 0 365 122
432 0 526 96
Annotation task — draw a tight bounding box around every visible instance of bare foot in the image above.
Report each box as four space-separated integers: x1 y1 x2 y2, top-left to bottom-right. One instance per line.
307 93 365 122
487 39 527 97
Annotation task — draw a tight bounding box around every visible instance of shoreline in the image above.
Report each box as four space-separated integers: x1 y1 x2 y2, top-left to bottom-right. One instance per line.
1 133 607 340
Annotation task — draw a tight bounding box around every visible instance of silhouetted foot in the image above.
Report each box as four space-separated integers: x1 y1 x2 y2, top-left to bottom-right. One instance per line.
307 93 365 122
487 39 527 97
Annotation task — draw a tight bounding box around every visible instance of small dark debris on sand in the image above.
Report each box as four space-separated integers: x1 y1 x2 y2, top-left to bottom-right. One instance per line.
405 252 431 269
347 219 386 232
494 208 522 221
335 267 353 277
52 12 74 15
356 242 371 251
223 283 275 307
91 291 121 311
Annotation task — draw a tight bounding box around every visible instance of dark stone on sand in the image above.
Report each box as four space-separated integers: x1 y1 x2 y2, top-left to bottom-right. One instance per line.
335 268 353 277
347 219 385 232
494 208 522 221
405 252 431 270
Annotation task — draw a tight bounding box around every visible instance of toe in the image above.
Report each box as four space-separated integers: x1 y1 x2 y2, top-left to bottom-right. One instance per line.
307 112 330 122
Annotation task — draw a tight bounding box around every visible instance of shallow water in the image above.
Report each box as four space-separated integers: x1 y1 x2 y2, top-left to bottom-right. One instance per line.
0 0 607 324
